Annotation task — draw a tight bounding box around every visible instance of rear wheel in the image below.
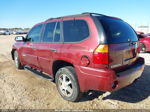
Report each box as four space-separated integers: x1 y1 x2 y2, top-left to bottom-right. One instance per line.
140 43 146 53
14 51 23 69
55 66 82 102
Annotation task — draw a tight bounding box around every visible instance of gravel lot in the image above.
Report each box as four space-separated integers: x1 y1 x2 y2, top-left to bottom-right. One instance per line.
0 35 150 109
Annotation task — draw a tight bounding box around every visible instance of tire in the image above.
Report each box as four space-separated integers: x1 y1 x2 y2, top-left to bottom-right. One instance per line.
14 51 23 69
140 43 146 53
55 66 82 102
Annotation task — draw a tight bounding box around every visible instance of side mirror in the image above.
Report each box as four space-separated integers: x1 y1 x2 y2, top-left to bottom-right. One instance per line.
15 36 25 42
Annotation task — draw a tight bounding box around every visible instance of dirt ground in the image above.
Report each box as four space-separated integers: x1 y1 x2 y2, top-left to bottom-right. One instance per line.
0 35 150 109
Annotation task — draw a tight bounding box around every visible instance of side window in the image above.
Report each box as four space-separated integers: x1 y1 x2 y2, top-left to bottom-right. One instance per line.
27 24 43 42
43 22 56 42
54 22 61 42
63 20 89 42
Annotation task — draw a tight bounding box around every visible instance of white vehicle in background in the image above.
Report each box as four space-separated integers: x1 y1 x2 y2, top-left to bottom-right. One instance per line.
0 30 27 35
12 31 17 34
4 30 11 35
0 30 6 35
0 30 11 35
8 30 14 35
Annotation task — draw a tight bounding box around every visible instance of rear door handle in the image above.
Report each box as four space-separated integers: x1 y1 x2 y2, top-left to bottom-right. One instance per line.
51 49 57 52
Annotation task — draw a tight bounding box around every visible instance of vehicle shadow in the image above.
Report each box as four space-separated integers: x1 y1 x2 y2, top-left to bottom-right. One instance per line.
80 65 150 103
80 90 105 102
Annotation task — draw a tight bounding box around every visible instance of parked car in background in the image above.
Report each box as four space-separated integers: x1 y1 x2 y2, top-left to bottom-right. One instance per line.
16 30 28 34
12 31 17 35
5 31 11 35
15 31 24 34
11 12 145 102
144 33 150 37
0 30 6 35
138 33 150 52
0 29 28 35
0 30 11 35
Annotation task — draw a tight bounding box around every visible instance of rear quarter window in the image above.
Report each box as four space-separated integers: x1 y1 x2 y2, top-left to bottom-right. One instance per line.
43 22 56 42
63 20 89 42
98 17 138 44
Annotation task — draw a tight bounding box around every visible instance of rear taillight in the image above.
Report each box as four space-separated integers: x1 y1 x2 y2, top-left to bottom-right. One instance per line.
93 44 109 64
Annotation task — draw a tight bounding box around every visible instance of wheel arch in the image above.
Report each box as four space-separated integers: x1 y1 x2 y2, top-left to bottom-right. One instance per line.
52 60 75 80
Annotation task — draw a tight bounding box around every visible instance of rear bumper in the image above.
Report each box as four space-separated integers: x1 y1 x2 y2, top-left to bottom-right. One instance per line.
75 57 145 92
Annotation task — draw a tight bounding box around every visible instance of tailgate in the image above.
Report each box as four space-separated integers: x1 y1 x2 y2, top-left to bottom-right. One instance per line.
97 16 139 69
109 42 138 69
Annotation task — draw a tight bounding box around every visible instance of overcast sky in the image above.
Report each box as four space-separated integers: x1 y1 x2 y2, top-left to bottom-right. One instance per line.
0 0 149 28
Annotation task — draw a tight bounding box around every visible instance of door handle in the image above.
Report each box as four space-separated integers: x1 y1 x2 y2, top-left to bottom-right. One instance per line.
51 49 57 52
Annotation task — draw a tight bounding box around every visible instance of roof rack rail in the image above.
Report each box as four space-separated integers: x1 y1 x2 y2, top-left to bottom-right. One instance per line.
82 12 105 16
46 17 61 22
46 18 54 21
45 12 106 22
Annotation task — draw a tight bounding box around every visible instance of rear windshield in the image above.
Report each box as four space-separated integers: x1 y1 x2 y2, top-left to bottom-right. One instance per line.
98 17 138 44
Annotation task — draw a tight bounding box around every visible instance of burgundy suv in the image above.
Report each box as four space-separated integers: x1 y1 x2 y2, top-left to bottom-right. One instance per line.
11 13 145 102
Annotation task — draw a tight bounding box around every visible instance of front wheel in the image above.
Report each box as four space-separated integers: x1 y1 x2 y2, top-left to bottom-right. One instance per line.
55 66 82 102
14 51 23 69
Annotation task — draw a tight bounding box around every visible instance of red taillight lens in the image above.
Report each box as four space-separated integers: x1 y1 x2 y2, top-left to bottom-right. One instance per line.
93 45 109 64
93 53 108 64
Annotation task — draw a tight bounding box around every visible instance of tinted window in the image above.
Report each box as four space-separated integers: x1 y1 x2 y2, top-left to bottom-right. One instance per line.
99 17 138 44
27 24 43 42
63 20 89 42
43 22 56 42
54 22 61 42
